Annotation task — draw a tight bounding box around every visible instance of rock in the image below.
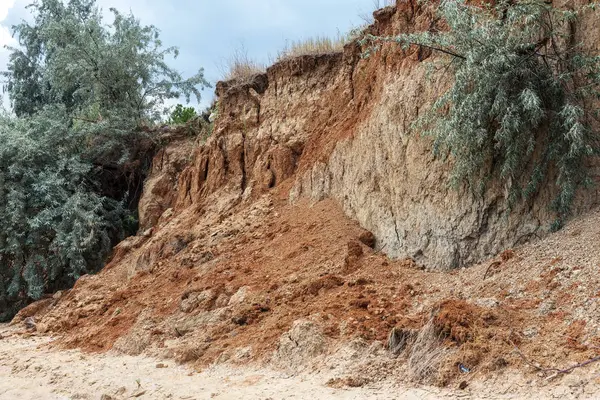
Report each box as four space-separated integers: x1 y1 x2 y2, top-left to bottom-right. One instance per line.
523 327 539 338
349 299 370 309
161 207 174 221
24 317 36 331
142 228 154 237
197 251 215 264
234 346 253 360
36 323 48 334
358 230 376 248
473 298 499 308
70 394 90 399
10 298 54 325
156 363 168 368
112 312 153 356
272 320 327 372
180 290 215 313
134 246 159 273
344 241 364 272
284 48 574 269
138 139 195 231
229 287 248 306
118 0 600 273
166 235 191 255
214 293 230 308
538 299 556 316
346 241 363 258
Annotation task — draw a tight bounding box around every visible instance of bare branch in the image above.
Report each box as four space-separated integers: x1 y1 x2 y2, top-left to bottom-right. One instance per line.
509 334 600 379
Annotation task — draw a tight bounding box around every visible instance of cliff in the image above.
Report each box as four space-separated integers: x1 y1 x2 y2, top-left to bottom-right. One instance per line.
147 1 600 270
15 0 600 389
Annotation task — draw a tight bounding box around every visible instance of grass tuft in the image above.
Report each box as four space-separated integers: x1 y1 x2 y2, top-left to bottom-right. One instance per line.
277 35 348 61
406 319 450 383
221 47 266 84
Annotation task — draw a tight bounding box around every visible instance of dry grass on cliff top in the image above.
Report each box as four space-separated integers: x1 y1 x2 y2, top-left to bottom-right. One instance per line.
222 35 350 82
220 1 382 79
277 35 348 61
221 47 266 83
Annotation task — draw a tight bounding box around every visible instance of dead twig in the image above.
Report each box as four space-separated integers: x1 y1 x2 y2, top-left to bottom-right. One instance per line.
509 335 600 380
483 261 501 280
546 356 600 379
509 337 545 371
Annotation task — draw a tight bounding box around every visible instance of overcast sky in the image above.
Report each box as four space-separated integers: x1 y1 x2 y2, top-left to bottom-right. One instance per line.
0 0 381 111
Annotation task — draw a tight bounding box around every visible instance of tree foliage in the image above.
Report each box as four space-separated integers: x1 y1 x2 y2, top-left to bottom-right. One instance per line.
0 0 208 320
168 104 197 125
3 0 207 121
0 107 125 319
363 0 600 226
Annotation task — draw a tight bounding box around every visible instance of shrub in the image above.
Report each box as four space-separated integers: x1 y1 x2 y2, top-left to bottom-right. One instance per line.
4 1 207 122
363 0 600 226
0 107 128 320
168 104 198 125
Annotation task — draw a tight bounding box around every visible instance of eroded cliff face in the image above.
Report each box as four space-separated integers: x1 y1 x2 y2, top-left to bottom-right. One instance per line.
137 132 197 231
17 2 600 386
158 1 600 270
289 65 551 269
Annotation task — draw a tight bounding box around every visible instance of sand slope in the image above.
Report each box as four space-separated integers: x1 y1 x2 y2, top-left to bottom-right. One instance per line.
0 325 446 400
3 324 600 400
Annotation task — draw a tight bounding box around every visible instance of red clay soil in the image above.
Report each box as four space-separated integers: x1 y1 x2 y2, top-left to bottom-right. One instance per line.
16 181 600 385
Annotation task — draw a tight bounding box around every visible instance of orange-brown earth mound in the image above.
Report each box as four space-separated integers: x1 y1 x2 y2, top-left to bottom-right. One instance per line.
16 188 600 385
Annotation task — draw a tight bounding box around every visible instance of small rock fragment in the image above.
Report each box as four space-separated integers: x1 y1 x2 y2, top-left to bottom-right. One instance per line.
24 317 36 331
358 231 376 248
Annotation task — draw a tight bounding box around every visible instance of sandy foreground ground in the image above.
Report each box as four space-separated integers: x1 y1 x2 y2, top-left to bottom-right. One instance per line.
1 324 598 400
0 324 442 400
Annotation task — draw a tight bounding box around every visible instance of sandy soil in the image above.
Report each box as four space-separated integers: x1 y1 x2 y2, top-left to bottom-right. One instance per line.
0 324 450 400
3 324 600 399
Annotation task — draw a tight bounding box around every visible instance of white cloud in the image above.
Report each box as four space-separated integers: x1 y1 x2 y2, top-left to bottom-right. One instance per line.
0 0 17 47
0 25 15 48
0 0 16 22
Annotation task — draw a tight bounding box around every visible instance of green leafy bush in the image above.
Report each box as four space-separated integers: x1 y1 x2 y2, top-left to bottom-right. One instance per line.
4 0 207 121
0 0 208 320
363 0 600 224
168 104 198 125
0 107 128 320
